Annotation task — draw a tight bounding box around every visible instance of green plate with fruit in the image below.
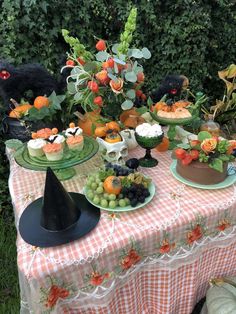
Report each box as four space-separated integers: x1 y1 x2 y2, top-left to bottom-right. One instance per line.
84 182 155 212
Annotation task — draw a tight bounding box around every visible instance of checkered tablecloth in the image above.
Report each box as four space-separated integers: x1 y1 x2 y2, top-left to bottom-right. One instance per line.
7 146 236 314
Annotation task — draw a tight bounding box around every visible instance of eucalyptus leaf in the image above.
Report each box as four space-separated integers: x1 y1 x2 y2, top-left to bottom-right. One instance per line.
112 43 119 54
67 82 77 94
74 92 83 101
125 71 137 82
131 49 143 59
126 89 136 99
121 100 134 110
113 57 126 65
95 51 110 62
141 47 152 59
83 61 99 72
108 73 118 82
71 66 83 75
114 62 119 74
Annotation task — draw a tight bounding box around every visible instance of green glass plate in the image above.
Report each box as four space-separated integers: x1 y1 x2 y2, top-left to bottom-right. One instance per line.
14 135 99 171
84 182 156 212
170 160 236 190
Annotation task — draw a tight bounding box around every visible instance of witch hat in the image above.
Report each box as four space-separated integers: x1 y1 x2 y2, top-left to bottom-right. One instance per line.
19 167 100 247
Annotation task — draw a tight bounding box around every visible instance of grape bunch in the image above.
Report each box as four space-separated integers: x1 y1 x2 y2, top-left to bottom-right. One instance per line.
105 163 134 176
121 183 150 207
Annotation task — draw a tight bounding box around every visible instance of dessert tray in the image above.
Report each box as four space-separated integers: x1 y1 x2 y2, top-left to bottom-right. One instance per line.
170 160 236 190
84 182 156 212
14 135 99 180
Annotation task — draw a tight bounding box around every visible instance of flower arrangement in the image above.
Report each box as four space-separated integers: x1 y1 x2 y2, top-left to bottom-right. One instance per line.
62 7 151 120
174 131 236 172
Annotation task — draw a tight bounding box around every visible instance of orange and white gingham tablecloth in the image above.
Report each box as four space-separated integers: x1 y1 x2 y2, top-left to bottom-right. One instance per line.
7 147 236 314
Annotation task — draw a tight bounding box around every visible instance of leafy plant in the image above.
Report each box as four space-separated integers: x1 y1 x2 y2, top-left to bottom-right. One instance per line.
210 64 236 124
63 7 151 119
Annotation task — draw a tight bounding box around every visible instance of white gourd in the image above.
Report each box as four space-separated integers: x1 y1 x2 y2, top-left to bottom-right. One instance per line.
206 277 236 314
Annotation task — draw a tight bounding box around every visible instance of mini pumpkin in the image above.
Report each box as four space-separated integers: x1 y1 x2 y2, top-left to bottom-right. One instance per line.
34 96 49 109
9 103 32 118
103 176 122 195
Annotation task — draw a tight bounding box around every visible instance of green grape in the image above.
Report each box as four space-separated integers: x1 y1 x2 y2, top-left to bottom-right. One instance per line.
124 198 130 205
93 196 100 205
91 182 98 190
103 193 109 200
96 186 104 194
87 191 94 199
100 199 108 207
109 200 116 209
96 178 101 184
86 182 92 188
119 199 126 207
108 194 116 201
99 182 104 188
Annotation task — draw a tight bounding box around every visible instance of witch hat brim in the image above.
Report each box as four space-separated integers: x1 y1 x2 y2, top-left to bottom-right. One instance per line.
19 193 100 248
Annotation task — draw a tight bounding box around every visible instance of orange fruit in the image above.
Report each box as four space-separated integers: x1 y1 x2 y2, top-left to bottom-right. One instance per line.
94 126 107 138
106 121 120 132
34 96 49 110
9 104 32 118
69 122 75 128
120 108 139 123
52 128 58 135
155 137 169 152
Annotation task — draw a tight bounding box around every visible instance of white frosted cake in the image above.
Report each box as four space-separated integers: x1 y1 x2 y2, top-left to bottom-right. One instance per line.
27 139 46 157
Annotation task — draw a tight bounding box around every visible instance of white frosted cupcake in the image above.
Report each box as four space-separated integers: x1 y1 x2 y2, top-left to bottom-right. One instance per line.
66 135 84 151
48 134 66 148
43 143 64 161
27 139 46 157
65 126 83 137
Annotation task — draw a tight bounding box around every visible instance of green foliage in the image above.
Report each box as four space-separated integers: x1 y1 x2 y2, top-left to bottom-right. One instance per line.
0 136 19 311
0 0 235 102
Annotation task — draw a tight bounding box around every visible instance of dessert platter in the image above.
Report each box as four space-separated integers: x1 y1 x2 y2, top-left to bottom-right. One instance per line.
150 95 206 149
14 124 99 180
84 162 155 212
170 131 236 189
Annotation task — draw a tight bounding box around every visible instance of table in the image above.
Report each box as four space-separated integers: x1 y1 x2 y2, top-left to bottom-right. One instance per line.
7 147 236 314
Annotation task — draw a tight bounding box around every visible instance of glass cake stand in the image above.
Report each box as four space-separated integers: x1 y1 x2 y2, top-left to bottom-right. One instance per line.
150 113 197 150
13 136 99 180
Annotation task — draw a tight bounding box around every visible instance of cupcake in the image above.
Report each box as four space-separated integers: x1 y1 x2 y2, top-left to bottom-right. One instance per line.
65 122 83 137
43 143 64 161
48 134 66 148
27 139 46 157
66 135 84 151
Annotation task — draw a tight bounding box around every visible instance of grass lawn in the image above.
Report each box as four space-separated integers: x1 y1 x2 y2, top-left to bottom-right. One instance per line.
0 137 20 313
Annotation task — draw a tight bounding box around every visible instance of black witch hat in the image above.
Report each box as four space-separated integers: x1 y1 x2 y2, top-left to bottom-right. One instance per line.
19 168 100 247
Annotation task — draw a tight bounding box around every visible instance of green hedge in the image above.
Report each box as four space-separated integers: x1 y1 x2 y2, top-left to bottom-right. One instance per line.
0 0 235 98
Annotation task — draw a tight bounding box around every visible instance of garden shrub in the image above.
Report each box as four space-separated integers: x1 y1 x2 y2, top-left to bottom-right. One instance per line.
0 0 235 99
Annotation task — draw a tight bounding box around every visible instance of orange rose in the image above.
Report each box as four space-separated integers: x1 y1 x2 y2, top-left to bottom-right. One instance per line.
110 78 123 94
159 239 175 254
201 138 217 153
187 225 203 245
217 219 230 231
45 285 69 308
95 70 110 85
121 256 133 270
90 272 104 286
